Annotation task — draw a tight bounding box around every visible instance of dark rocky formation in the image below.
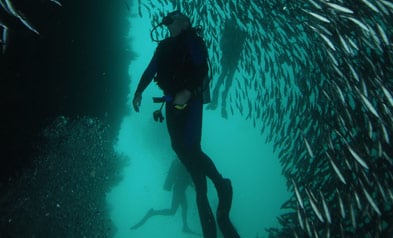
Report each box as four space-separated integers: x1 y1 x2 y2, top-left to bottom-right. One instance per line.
0 0 132 183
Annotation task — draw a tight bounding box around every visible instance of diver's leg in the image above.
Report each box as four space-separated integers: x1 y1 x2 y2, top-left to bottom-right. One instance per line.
168 183 182 215
149 187 180 217
216 179 240 238
174 149 217 237
188 167 216 238
195 150 240 238
163 160 178 191
130 208 155 229
198 158 240 238
166 101 217 238
181 100 239 237
176 183 192 233
173 151 216 237
182 100 225 184
182 100 240 237
221 69 236 118
207 73 226 110
130 202 180 230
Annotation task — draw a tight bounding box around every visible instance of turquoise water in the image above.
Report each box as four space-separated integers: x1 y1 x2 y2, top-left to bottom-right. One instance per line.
2 0 392 237
106 8 290 238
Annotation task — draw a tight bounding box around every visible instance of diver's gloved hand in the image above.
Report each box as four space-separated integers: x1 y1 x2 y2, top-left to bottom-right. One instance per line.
173 89 191 107
133 91 142 112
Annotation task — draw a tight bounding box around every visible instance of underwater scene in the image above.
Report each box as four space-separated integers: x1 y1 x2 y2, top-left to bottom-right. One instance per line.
1 0 393 237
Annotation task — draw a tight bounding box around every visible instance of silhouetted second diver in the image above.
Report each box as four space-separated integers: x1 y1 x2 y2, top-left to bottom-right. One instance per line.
130 159 200 236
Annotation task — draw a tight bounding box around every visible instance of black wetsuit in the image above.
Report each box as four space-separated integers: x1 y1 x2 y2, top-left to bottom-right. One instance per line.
135 28 240 238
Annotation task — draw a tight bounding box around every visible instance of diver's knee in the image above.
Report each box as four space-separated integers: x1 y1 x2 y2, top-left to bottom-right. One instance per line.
168 208 177 215
171 143 189 158
193 179 208 195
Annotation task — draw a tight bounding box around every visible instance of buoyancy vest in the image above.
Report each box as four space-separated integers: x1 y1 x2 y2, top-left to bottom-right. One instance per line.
154 29 209 99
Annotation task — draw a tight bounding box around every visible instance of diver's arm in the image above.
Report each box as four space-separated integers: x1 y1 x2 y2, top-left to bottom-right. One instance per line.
133 53 158 112
135 54 158 94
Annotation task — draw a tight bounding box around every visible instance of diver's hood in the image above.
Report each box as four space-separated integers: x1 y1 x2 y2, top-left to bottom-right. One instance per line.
150 10 191 42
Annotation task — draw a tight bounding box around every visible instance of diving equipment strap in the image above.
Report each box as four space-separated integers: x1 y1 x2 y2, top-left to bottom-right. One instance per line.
153 95 187 110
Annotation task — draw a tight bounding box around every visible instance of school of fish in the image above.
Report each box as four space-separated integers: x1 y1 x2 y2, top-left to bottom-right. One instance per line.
1 0 392 236
0 0 62 54
141 0 393 237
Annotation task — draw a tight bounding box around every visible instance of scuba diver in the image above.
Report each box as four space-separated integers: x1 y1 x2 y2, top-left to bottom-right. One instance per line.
132 10 240 238
207 18 246 118
130 159 197 234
